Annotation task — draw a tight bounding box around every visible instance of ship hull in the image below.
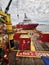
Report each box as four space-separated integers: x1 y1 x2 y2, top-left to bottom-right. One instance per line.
16 24 38 30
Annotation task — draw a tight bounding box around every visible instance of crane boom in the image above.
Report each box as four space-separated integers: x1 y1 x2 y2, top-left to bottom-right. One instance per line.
5 0 12 13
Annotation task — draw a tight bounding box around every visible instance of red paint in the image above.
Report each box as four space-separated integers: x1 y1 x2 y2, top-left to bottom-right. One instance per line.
16 24 38 30
40 34 49 42
19 38 31 50
13 33 21 40
17 51 49 57
13 33 31 50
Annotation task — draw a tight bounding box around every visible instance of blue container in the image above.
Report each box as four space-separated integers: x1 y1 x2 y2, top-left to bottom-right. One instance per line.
41 56 49 65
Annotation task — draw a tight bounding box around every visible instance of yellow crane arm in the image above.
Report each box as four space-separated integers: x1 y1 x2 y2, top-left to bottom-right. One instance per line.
0 10 13 40
0 10 11 24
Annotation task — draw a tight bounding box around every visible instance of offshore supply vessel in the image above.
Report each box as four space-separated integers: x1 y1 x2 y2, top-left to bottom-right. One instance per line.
0 0 49 65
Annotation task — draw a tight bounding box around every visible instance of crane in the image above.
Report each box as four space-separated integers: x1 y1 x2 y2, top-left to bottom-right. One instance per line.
5 0 12 13
0 0 14 48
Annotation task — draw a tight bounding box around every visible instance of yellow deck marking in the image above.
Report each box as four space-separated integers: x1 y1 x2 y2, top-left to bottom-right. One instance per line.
31 40 36 51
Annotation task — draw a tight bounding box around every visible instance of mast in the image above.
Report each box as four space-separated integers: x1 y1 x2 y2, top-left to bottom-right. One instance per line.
17 0 19 19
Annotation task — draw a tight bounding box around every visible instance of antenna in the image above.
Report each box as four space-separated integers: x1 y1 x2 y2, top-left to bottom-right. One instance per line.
17 0 19 21
17 0 19 17
24 13 27 18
